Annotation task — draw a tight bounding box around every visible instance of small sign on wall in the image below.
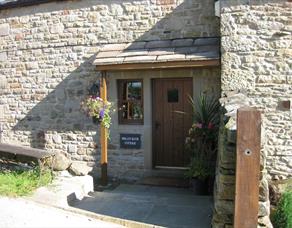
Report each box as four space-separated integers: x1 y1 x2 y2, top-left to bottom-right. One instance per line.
120 134 141 149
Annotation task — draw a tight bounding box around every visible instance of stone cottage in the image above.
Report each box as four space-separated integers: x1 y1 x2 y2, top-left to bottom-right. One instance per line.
0 0 221 178
0 0 291 227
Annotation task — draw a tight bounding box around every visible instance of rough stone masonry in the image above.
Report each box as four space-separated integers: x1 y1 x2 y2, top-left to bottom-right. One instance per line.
0 0 219 178
213 1 292 228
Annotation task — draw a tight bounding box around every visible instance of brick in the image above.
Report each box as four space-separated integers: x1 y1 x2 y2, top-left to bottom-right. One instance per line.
0 52 7 61
0 105 4 120
0 24 9 36
0 77 8 89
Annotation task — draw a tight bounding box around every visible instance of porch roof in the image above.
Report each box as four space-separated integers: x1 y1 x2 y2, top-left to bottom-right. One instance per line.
93 38 220 71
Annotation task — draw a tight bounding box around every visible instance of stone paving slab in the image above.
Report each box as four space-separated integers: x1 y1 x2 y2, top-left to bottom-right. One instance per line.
71 184 213 228
0 197 124 228
27 173 158 228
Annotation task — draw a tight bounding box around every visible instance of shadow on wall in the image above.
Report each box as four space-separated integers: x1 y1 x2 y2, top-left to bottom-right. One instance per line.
13 55 99 149
9 0 218 156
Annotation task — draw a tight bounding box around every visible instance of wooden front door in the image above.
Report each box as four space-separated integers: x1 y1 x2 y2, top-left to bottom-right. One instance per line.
152 78 193 168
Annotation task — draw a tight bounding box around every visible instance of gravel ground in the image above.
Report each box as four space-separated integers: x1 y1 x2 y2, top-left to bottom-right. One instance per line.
0 197 124 228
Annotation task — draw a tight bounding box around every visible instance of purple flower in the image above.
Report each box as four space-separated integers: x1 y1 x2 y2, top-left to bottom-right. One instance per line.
99 109 105 118
196 123 203 129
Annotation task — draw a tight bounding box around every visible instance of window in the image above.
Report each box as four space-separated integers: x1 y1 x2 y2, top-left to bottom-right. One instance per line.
117 79 143 124
167 89 179 103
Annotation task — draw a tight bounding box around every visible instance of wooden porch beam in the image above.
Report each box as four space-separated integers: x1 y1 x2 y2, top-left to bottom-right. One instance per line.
95 59 220 71
100 71 108 186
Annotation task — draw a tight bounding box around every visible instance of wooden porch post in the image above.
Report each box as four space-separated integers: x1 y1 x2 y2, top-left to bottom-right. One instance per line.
234 107 261 228
100 71 108 186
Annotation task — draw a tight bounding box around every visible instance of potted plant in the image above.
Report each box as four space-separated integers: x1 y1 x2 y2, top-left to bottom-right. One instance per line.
81 95 113 130
184 93 220 194
185 158 210 194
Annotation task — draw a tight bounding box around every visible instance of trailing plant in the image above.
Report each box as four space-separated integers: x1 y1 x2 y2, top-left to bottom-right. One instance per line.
185 93 220 181
81 96 113 129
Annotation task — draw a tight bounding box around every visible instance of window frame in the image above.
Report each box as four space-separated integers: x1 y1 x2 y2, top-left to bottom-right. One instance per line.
117 79 144 125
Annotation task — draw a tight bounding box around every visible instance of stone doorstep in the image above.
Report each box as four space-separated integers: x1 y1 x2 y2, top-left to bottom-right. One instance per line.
27 171 159 228
27 171 94 208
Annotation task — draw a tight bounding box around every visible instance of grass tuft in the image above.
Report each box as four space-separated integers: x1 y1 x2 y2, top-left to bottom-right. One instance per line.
0 168 53 197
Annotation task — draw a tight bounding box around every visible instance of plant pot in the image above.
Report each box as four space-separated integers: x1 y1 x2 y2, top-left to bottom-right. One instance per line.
190 178 208 195
207 176 215 195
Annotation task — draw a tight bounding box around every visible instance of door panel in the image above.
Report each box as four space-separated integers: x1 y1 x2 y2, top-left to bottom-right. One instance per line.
153 78 193 168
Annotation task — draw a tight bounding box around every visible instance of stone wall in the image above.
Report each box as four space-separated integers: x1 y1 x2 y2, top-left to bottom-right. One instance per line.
0 0 219 179
213 0 291 227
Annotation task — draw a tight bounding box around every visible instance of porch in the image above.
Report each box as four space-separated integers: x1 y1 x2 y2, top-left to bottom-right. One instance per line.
92 37 221 182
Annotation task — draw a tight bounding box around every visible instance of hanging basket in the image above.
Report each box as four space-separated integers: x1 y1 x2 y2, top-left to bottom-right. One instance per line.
92 116 103 124
81 95 113 129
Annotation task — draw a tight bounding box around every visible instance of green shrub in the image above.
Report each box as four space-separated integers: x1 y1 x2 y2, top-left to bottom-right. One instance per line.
271 191 292 228
184 93 220 181
0 168 53 197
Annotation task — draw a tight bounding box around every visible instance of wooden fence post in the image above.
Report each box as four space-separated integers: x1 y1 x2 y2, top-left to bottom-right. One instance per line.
234 107 261 228
100 71 108 186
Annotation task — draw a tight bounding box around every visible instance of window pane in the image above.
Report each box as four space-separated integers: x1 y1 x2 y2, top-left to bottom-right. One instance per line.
122 83 127 100
130 103 143 120
127 82 142 100
118 79 143 124
168 89 179 103
121 102 143 120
